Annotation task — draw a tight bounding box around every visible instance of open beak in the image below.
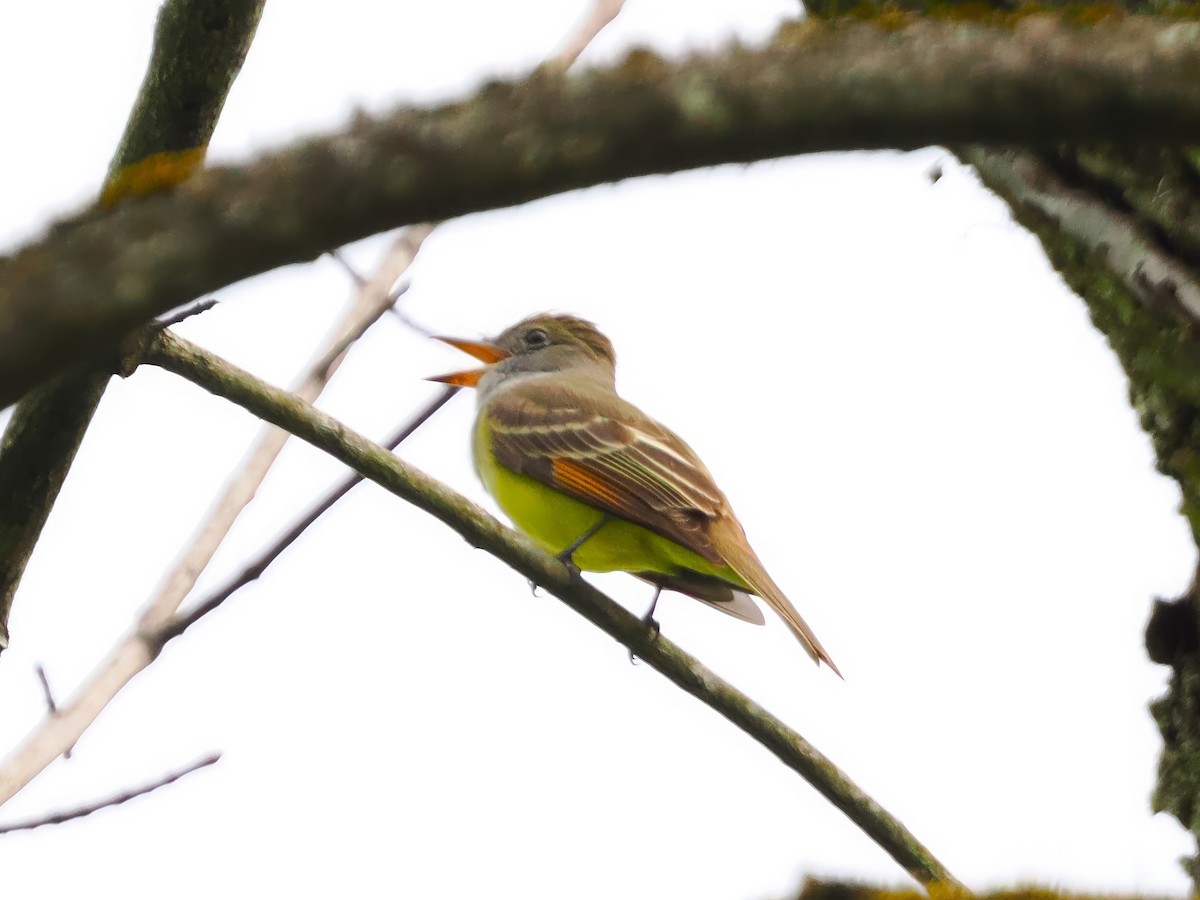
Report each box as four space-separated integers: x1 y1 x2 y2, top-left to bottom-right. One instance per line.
427 336 510 388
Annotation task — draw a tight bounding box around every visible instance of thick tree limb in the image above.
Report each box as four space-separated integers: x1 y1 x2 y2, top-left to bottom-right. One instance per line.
0 0 265 650
105 0 266 192
127 330 958 887
961 144 1200 883
1069 146 1200 270
5 15 1200 407
792 880 1149 900
963 147 1200 333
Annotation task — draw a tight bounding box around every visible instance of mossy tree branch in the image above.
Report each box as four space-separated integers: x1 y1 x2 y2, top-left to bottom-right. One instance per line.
799 0 1200 886
0 0 265 651
134 329 959 887
5 15 1200 408
107 0 265 177
791 880 1150 900
962 144 1200 883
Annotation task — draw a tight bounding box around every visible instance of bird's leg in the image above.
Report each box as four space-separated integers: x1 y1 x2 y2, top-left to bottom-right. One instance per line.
530 516 610 595
629 585 663 665
642 585 663 625
555 514 610 573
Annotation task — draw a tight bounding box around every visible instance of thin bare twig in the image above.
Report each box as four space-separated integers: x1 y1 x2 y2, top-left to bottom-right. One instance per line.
329 254 426 338
33 665 71 760
139 224 432 636
387 302 435 337
154 298 219 330
142 0 624 642
329 250 369 289
0 753 220 835
0 227 431 811
154 387 456 647
34 665 57 716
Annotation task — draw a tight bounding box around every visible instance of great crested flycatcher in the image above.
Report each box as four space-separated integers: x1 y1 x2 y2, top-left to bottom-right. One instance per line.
431 313 840 676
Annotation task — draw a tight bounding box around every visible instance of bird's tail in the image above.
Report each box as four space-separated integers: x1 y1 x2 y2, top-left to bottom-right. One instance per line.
711 520 842 678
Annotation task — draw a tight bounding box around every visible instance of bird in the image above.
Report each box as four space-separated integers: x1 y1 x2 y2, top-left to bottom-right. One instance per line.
429 313 840 676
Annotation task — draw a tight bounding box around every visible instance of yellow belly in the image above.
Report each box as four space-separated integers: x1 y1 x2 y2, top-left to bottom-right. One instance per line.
473 415 742 584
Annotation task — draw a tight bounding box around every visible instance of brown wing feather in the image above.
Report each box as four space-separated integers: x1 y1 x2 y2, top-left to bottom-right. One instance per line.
487 374 842 675
487 377 726 562
550 458 632 511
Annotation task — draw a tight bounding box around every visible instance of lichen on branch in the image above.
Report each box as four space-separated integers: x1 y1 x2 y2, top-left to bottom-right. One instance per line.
4 14 1200 409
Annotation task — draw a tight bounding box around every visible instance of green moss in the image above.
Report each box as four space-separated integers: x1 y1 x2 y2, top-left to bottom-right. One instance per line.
989 172 1200 878
800 0 1200 23
617 47 672 82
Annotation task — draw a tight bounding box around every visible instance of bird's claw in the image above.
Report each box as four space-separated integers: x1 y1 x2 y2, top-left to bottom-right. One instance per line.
628 613 661 665
553 549 583 578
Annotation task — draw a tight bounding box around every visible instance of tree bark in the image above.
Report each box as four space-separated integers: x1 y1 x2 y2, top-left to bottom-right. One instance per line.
795 0 1200 884
4 15 1200 411
0 0 265 650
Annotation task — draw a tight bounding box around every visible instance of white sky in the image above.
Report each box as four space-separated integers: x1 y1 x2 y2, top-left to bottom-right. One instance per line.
1 2 1195 897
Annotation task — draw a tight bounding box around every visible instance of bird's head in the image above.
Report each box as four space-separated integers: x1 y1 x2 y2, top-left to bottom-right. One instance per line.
428 314 617 391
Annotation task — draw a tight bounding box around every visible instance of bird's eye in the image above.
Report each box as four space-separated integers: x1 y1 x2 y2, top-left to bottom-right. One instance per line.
524 328 549 348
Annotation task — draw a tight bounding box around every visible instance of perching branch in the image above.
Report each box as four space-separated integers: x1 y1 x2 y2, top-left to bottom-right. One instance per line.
136 330 959 887
5 14 1200 406
0 0 266 650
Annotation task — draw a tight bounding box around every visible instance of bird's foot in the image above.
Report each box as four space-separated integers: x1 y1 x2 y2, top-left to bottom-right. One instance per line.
553 548 583 579
554 516 609 576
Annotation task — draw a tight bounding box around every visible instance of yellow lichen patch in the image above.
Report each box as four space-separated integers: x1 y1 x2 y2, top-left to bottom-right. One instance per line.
100 146 207 208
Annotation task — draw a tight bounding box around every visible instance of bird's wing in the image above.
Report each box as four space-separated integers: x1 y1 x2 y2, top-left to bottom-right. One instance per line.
486 376 728 562
488 375 842 675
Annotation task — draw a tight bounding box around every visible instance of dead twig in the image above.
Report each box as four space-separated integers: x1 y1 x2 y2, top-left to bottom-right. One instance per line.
139 225 432 636
33 665 71 760
0 753 220 835
154 298 219 330
154 386 456 648
0 227 431 811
